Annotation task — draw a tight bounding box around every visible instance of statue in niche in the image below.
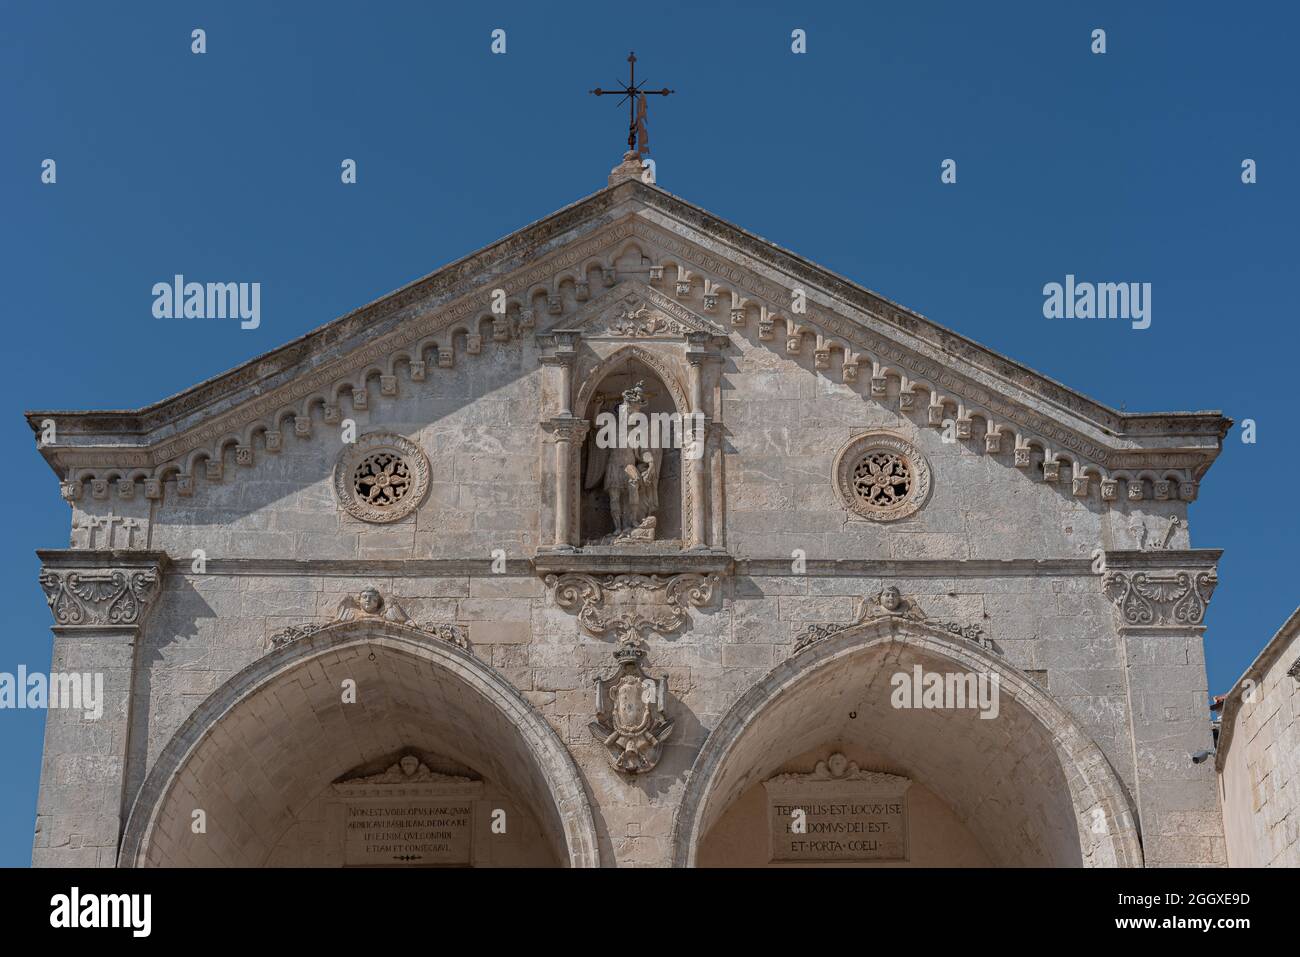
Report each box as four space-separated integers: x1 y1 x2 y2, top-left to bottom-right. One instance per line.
585 381 662 543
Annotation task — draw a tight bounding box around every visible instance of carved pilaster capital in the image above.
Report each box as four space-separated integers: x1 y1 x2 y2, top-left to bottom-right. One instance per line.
36 549 167 629
1100 549 1220 630
546 416 589 443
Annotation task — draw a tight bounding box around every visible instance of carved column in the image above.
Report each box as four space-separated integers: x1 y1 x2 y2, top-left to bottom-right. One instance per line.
33 549 165 866
1100 548 1224 867
547 417 588 549
685 351 709 549
539 333 578 417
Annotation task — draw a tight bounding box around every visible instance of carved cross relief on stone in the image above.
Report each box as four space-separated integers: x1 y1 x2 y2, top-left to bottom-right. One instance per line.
71 510 145 550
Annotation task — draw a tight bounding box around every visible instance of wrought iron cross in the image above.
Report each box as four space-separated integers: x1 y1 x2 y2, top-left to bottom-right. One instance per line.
590 51 674 158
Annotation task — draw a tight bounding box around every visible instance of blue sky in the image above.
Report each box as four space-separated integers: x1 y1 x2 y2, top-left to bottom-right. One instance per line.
1 1 1295 866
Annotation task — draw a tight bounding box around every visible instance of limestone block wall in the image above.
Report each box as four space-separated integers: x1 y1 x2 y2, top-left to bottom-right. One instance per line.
141 342 543 562
1220 613 1300 867
42 328 1223 867
108 558 1223 866
721 333 1192 562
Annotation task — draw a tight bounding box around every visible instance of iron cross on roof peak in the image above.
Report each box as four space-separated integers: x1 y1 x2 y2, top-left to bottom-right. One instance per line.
590 52 674 159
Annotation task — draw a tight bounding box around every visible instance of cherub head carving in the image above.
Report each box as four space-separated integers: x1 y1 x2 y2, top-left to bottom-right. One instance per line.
358 587 383 615
880 586 902 613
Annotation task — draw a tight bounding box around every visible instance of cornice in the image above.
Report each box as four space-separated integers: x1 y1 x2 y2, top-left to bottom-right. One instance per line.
28 181 1227 503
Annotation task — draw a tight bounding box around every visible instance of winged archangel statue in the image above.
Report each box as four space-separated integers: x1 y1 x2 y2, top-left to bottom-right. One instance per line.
584 381 662 542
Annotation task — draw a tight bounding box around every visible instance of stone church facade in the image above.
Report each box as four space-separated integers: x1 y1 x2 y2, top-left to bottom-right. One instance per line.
28 157 1230 867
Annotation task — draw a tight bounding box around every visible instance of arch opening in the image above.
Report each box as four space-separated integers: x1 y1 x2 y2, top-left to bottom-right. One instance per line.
675 619 1141 868
120 622 600 867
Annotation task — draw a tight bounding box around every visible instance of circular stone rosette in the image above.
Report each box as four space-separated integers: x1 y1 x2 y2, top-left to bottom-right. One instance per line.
832 431 932 522
333 432 430 524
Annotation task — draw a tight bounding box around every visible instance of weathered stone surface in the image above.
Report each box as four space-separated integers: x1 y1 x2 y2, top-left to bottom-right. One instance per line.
26 174 1237 869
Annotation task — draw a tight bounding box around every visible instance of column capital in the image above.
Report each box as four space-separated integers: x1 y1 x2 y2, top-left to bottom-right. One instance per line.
545 416 589 443
1100 548 1220 631
36 548 167 629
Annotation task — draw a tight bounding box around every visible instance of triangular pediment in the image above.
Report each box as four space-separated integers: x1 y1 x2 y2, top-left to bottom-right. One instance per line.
539 279 726 340
29 178 1229 502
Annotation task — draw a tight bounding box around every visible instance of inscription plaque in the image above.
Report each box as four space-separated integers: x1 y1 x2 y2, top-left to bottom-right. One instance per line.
332 753 483 867
763 754 911 863
343 800 474 866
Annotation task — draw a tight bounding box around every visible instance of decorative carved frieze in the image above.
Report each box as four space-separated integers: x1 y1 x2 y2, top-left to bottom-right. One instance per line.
42 207 1223 516
267 586 468 650
589 647 673 774
791 586 993 656
545 571 719 648
37 554 163 627
603 302 688 338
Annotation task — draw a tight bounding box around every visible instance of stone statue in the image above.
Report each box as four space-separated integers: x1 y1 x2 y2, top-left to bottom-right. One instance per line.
584 381 662 542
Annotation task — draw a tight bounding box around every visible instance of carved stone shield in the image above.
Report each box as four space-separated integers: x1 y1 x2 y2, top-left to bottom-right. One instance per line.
590 648 672 774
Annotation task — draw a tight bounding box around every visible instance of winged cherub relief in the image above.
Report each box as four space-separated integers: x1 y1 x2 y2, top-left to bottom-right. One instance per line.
335 586 417 627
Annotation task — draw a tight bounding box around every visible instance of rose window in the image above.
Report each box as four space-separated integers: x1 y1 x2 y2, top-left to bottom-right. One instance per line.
333 432 430 523
851 451 913 510
833 432 932 522
353 451 412 508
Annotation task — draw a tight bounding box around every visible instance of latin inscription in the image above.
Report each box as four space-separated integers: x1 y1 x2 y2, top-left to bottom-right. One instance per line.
344 801 473 866
764 758 911 863
768 796 907 861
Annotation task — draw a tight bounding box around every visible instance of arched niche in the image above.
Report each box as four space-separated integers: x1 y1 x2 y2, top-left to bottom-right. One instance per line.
574 347 690 545
119 621 601 867
673 617 1142 868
